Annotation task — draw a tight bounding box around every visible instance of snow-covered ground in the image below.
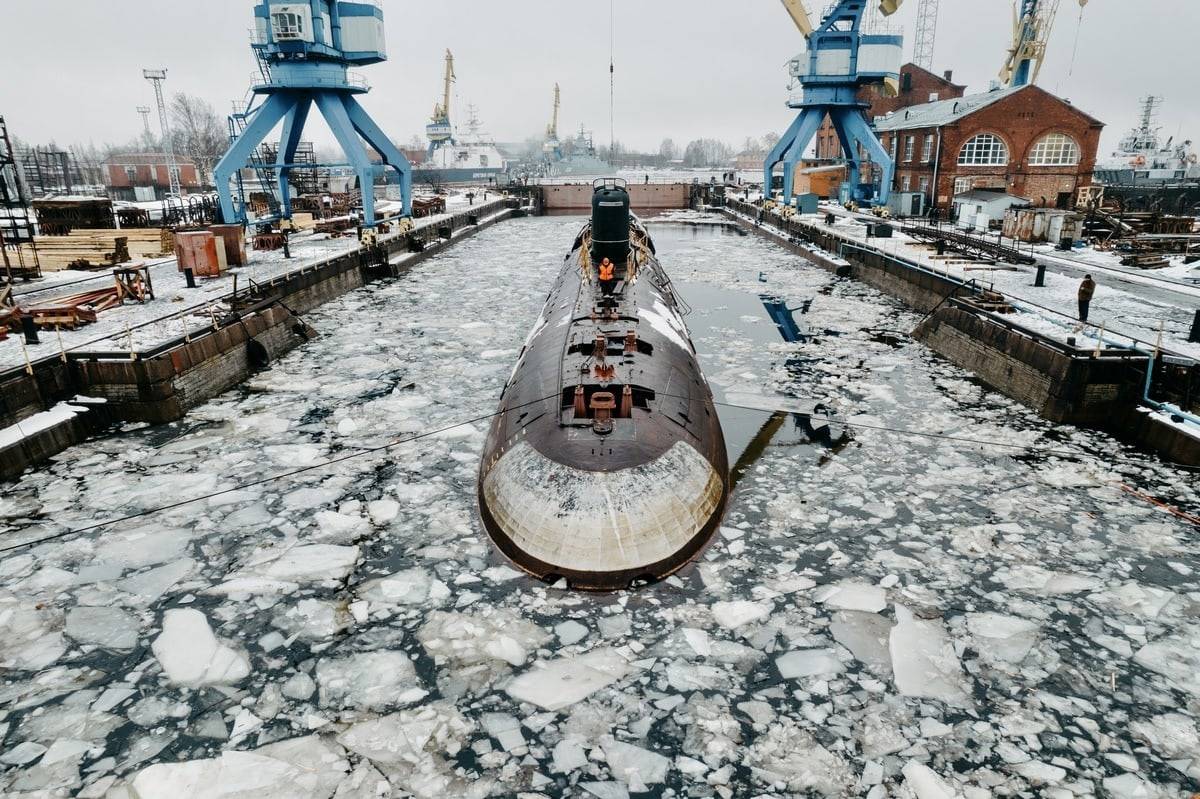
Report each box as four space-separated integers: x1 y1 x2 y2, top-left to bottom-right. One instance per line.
0 203 504 371
772 206 1200 363
0 219 1198 798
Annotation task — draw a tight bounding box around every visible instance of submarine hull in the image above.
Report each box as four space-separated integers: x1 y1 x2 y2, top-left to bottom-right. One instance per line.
478 193 728 590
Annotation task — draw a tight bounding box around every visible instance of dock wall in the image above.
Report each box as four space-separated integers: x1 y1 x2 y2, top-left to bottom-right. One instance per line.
540 183 693 212
1 200 519 480
723 199 1200 466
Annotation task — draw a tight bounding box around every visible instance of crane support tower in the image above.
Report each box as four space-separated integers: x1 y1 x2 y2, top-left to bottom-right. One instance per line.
912 0 939 70
426 49 455 157
213 1 412 230
765 0 905 208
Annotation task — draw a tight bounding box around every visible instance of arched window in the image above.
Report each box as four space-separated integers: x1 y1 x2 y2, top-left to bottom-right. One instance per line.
1029 133 1081 166
958 134 1009 166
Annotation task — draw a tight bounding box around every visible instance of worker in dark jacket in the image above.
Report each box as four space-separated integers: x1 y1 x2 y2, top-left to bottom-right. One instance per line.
1078 275 1097 322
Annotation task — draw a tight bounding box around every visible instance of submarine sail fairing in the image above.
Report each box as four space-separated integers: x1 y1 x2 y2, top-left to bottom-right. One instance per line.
478 179 729 590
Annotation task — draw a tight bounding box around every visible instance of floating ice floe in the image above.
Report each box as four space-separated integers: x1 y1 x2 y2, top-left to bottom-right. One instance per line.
128 735 349 799
151 608 250 687
0 593 67 670
992 565 1100 596
64 606 139 651
336 703 475 798
419 610 550 669
710 600 772 629
889 605 971 706
601 736 671 789
829 610 893 675
1133 627 1200 698
776 648 845 679
814 581 887 613
316 650 425 710
965 612 1040 665
901 761 961 798
506 648 635 711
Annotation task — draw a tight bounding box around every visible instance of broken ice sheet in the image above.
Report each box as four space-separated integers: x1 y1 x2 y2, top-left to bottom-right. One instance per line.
316 650 426 710
889 605 971 706
151 608 250 687
506 648 635 711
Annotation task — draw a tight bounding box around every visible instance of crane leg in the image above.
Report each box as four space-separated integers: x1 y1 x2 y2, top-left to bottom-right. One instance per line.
834 109 895 205
345 95 413 218
276 97 312 221
314 92 379 228
779 108 826 207
829 112 862 199
214 92 292 225
764 108 825 206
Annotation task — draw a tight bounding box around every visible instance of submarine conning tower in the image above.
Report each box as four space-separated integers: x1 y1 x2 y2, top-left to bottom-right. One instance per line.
476 178 729 591
590 178 632 266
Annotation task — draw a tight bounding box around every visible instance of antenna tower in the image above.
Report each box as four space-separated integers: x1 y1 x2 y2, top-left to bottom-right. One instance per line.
136 106 153 137
142 69 182 196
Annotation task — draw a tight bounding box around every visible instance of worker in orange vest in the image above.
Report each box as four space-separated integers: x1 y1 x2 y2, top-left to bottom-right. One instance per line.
599 257 616 296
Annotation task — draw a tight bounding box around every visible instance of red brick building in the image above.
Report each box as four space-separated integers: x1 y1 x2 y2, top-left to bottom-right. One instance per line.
104 154 201 201
814 64 965 160
874 84 1104 211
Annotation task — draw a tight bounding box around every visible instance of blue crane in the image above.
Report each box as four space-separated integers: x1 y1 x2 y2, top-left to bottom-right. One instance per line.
213 1 412 234
765 0 905 208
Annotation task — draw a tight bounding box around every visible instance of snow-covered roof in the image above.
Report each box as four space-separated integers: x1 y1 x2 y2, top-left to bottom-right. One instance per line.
875 85 1027 132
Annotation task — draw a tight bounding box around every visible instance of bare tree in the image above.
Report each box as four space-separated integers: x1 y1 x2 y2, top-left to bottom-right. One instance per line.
762 132 782 152
659 138 679 162
169 93 227 186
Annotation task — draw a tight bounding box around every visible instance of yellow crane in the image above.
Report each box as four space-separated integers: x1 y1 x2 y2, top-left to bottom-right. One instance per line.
547 83 560 141
432 49 455 124
1000 0 1089 87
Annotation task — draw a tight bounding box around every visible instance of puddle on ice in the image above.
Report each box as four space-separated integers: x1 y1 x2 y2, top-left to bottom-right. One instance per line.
0 218 1198 797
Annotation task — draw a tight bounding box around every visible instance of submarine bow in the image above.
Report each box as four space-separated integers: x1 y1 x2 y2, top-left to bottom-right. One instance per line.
478 179 729 590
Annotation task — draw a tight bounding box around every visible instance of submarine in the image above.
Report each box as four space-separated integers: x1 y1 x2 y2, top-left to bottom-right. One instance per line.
478 178 729 590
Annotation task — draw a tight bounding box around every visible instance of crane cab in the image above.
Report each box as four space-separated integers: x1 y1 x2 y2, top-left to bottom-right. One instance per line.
254 1 387 65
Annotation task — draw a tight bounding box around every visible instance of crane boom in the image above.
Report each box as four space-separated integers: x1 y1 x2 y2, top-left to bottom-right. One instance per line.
1001 0 1087 88
778 0 902 38
778 0 813 38
438 49 455 120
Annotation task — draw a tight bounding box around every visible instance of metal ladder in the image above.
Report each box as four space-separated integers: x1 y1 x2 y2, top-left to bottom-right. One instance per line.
226 45 282 222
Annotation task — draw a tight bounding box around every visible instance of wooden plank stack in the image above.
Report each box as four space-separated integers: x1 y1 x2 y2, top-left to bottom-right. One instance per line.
17 229 173 272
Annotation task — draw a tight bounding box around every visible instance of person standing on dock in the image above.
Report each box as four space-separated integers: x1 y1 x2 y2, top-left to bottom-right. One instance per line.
1078 275 1096 322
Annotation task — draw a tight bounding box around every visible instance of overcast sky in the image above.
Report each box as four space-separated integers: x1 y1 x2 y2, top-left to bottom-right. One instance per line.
2 1 1197 156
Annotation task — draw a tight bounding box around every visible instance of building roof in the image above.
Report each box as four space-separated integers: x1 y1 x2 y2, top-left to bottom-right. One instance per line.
952 189 1030 204
875 83 1104 133
103 153 197 166
875 85 1026 132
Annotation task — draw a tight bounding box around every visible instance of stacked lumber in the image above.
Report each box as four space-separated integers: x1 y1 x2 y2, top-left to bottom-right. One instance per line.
1121 252 1171 269
17 229 172 272
25 286 121 329
412 197 446 218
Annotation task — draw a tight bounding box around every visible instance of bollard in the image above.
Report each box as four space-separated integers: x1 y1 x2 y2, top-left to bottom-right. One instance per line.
20 315 39 345
184 267 196 288
1190 310 1200 344
1034 264 1046 287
